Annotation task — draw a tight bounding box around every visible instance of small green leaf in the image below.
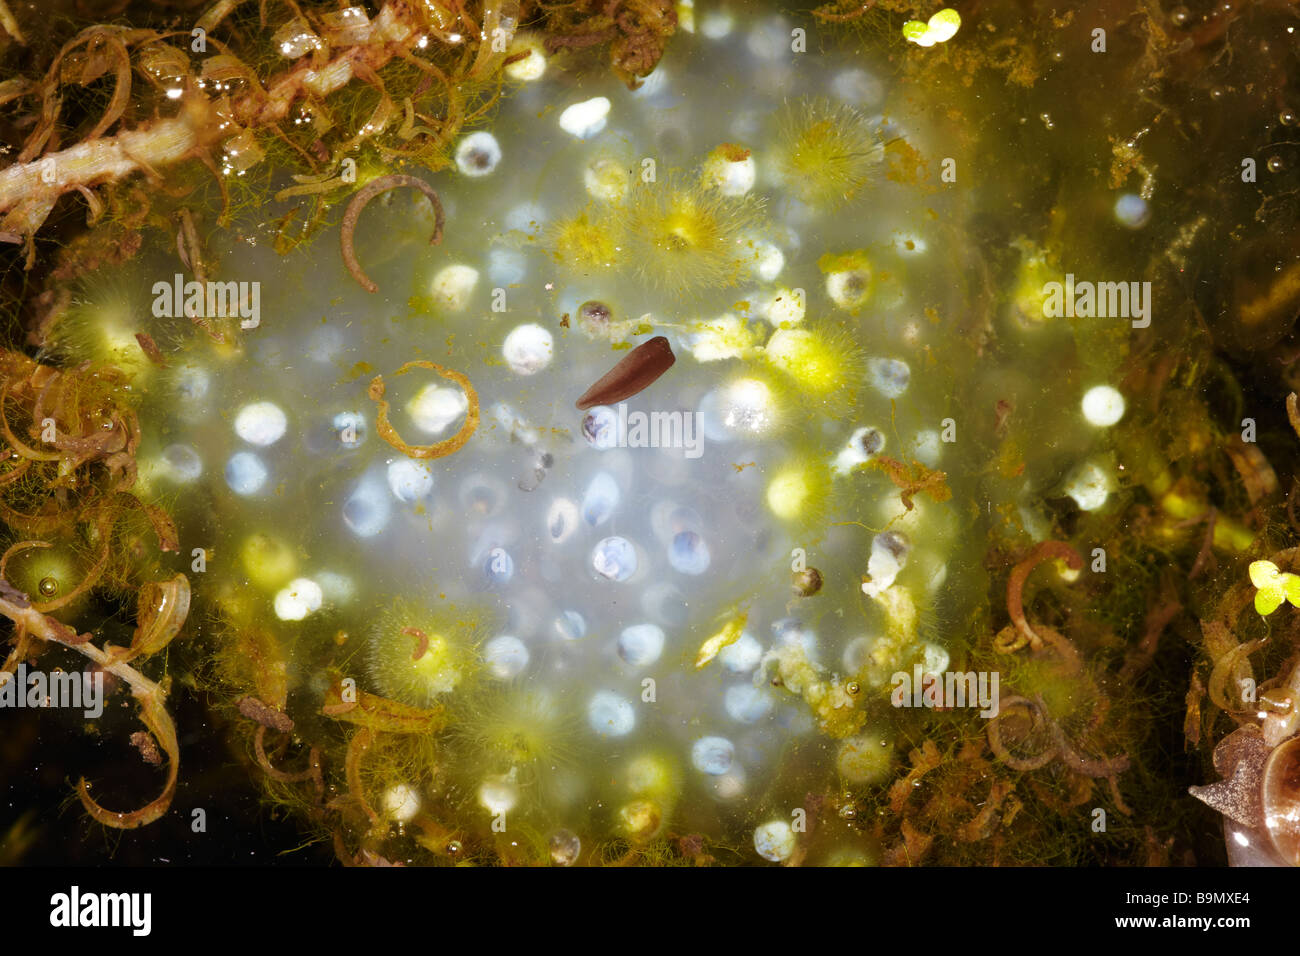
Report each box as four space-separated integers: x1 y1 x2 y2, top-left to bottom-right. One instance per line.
1256 586 1285 616
1249 560 1281 589
1283 574 1300 607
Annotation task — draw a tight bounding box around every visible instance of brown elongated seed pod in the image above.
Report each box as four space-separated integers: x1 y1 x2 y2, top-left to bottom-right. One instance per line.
575 336 676 410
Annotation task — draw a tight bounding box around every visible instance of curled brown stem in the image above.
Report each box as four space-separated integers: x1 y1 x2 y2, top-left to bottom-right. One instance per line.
340 175 444 294
252 725 319 785
345 727 379 825
369 361 478 460
987 696 1058 771
1006 541 1083 651
0 577 179 828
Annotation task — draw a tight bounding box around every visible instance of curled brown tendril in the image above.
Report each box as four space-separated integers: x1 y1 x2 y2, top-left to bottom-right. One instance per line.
987 696 1058 771
988 695 1132 810
368 360 478 460
341 175 445 294
1004 541 1084 651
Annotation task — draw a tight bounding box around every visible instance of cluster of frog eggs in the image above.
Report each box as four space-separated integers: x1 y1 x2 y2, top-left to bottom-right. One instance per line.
119 12 1148 864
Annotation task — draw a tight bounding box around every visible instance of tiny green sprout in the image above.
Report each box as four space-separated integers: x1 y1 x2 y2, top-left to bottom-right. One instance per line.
903 9 962 48
1248 560 1300 616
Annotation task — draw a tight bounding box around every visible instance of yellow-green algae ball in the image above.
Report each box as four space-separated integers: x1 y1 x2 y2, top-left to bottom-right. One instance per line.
367 599 486 707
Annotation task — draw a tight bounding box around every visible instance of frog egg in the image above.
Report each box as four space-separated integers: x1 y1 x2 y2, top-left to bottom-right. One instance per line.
459 474 508 517
559 96 611 139
625 757 683 808
710 765 747 800
454 131 502 177
504 202 546 239
487 247 527 285
684 314 760 361
484 547 514 585
173 365 210 401
408 383 468 434
234 401 287 446
483 635 530 679
747 16 791 60
826 265 872 310
224 451 268 495
1081 385 1125 426
316 571 354 604
576 299 618 337
240 533 297 590
545 497 580 544
583 158 630 202
618 799 664 840
773 618 818 658
582 405 619 449
831 68 884 107
382 783 422 823
591 536 637 581
478 774 520 815
502 323 553 375
832 426 886 475
582 471 620 525
743 238 784 280
1113 193 1150 229
504 36 547 82
724 684 774 723
160 444 202 483
921 642 951 676
700 10 735 39
909 429 943 468
837 735 895 784
618 623 666 667
703 374 785 441
343 477 392 537
866 358 910 398
668 530 711 575
588 690 636 737
842 635 873 674
641 580 690 627
430 264 479 311
702 145 757 197
386 459 434 502
753 820 796 862
273 577 323 621
691 736 735 775
553 609 587 642
548 829 581 866
759 286 805 326
332 411 366 448
862 531 910 596
720 632 763 673
1064 460 1114 511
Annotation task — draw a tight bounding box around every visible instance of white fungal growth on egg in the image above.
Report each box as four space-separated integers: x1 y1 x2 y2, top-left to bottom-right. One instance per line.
274 578 324 621
455 131 502 177
502 323 554 375
559 96 611 139
408 384 468 434
382 783 422 822
234 401 287 446
430 264 479 311
753 820 796 862
1081 385 1125 426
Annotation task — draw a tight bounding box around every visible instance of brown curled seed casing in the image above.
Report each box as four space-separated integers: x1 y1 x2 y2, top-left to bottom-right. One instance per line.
575 335 676 410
